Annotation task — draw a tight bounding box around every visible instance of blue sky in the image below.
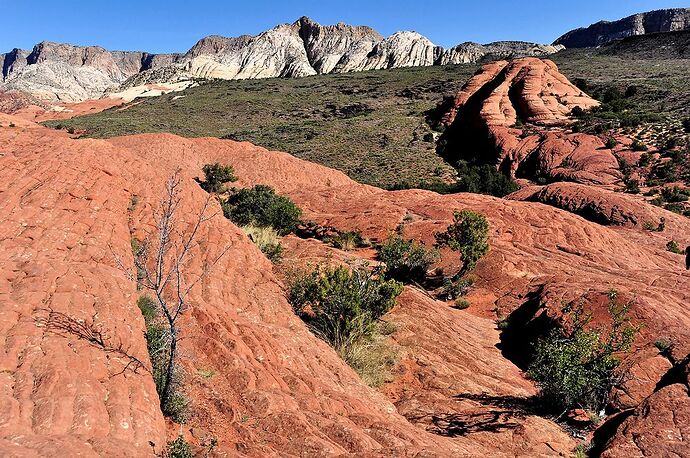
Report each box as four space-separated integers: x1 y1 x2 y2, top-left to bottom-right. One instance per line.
1 1 685 53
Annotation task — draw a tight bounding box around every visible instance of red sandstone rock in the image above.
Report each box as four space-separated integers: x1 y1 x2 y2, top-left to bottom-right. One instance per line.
601 384 690 458
1 119 689 456
439 58 625 186
508 181 687 229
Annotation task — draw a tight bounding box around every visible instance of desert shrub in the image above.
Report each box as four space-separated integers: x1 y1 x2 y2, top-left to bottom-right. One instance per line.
666 240 683 254
241 224 283 262
605 137 618 149
388 163 518 197
288 265 403 350
638 152 652 166
378 234 439 283
331 231 368 251
683 118 690 133
137 295 158 323
631 140 648 151
527 291 639 412
441 276 474 300
654 338 672 352
166 436 193 458
223 185 301 235
454 298 471 310
573 443 591 458
623 178 640 194
201 163 237 193
624 85 638 98
661 186 689 203
455 162 519 197
435 210 490 276
137 295 188 423
665 202 685 214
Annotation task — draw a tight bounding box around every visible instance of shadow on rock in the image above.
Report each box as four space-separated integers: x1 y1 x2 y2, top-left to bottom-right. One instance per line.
410 393 543 437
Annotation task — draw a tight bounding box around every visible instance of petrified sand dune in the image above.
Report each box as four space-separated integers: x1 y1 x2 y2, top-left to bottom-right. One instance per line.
1 118 689 456
113 133 690 456
508 182 688 228
439 58 625 186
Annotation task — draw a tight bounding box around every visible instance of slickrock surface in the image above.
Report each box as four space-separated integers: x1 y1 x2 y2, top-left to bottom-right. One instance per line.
555 7 690 48
112 133 690 456
439 58 626 186
508 182 687 228
1 17 562 102
2 115 689 455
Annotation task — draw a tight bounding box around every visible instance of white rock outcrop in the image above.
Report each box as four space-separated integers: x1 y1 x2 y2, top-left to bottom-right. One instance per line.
1 16 563 102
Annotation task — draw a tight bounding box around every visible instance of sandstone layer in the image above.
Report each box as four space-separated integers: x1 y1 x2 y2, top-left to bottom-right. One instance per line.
1 108 689 457
438 57 627 186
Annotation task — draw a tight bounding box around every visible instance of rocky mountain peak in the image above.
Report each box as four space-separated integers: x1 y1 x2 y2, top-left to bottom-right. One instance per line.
1 17 563 102
554 7 690 47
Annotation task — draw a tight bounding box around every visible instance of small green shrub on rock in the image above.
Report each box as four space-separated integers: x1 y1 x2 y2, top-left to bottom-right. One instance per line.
435 210 489 276
378 234 439 283
223 185 301 235
605 137 618 149
166 435 193 458
666 240 683 254
631 140 647 151
289 265 403 350
527 291 639 412
201 163 237 193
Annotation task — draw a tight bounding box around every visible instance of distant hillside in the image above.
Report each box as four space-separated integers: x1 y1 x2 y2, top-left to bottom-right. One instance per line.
599 30 690 58
554 8 690 48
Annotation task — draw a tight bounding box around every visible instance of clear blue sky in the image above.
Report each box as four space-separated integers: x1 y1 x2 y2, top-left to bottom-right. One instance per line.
2 1 686 53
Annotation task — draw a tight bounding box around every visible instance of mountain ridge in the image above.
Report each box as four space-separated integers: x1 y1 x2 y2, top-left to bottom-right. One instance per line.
554 7 690 47
0 16 562 102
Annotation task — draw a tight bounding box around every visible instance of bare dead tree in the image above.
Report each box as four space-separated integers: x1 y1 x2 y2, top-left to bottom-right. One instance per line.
116 170 229 415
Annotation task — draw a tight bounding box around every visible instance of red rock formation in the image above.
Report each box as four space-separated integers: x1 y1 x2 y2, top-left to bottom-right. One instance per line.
439 58 624 186
508 181 687 228
440 58 598 129
1 119 689 456
112 133 690 455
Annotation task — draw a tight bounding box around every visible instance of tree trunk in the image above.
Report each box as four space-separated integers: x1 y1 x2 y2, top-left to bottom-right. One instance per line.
160 325 177 413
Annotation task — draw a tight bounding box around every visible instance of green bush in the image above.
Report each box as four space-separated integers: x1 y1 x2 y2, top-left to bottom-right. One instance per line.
631 140 648 152
455 162 519 197
454 298 470 310
288 265 403 350
377 234 439 283
654 338 672 352
527 291 639 412
137 295 187 423
682 118 690 133
201 163 237 193
136 295 158 324
435 210 490 276
638 152 652 166
666 240 683 254
441 276 474 300
166 436 193 458
605 137 618 149
661 186 689 203
223 185 301 235
623 178 640 194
